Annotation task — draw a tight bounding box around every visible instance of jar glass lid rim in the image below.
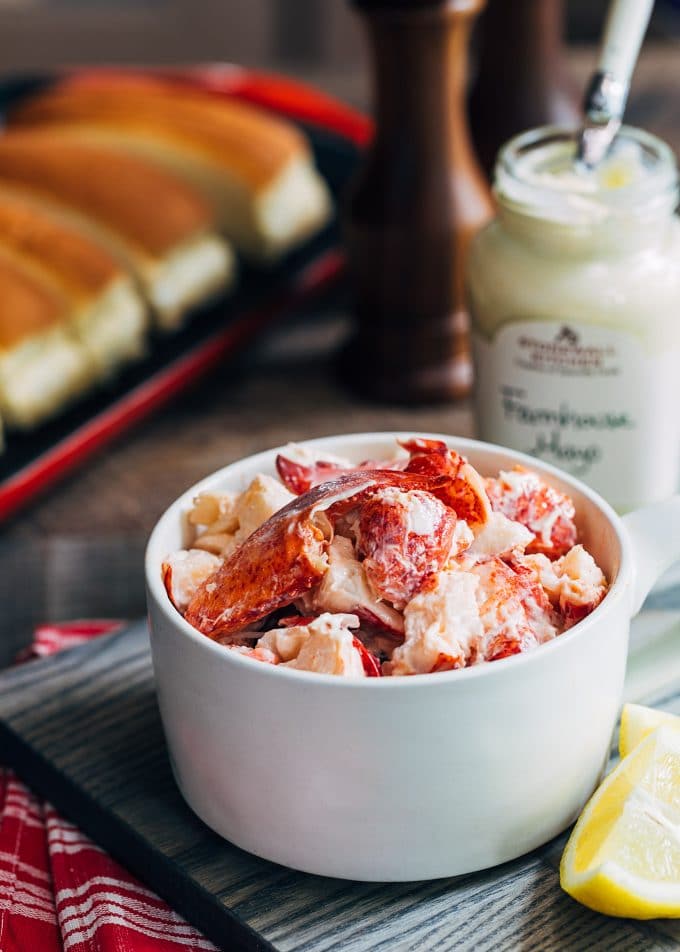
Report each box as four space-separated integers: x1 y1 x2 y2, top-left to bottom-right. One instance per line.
495 125 678 222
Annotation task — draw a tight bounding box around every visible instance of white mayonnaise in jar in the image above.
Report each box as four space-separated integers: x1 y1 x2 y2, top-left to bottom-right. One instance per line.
467 125 680 511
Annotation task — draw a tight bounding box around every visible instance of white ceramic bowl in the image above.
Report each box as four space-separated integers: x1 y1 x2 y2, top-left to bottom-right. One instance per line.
145 433 680 881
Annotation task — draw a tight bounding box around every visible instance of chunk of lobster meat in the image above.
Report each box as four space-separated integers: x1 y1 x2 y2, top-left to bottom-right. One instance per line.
290 615 365 676
357 488 468 610
401 438 491 530
191 531 239 558
470 557 560 662
226 644 279 665
297 535 404 636
162 549 222 612
390 570 482 675
188 491 239 533
260 612 366 677
521 545 607 629
467 510 534 559
192 475 295 557
189 491 240 557
276 442 409 495
485 467 577 558
258 620 320 662
234 474 296 539
184 469 416 639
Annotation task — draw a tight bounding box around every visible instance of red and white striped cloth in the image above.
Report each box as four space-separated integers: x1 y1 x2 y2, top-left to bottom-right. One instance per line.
1 621 218 952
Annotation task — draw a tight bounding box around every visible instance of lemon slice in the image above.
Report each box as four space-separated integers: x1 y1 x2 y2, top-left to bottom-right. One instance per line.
560 726 680 918
619 703 680 759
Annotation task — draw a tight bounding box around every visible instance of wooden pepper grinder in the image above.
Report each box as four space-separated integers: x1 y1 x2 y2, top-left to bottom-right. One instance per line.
469 0 580 176
342 0 493 404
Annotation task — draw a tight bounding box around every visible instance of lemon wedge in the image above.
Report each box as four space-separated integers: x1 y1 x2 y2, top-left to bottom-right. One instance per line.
619 703 680 759
560 726 680 918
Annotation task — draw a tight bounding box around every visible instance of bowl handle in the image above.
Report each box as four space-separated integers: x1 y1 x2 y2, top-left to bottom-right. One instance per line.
622 495 680 616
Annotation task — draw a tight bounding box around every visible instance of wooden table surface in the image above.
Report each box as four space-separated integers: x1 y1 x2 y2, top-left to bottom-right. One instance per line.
1 45 679 663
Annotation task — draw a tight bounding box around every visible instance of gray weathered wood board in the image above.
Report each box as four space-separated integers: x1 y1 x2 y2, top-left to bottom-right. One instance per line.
1 620 679 952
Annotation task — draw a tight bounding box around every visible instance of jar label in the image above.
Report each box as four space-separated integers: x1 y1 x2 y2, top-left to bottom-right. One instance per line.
473 320 680 509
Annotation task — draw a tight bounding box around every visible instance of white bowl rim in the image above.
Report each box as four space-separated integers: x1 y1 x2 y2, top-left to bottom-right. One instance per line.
146 431 633 689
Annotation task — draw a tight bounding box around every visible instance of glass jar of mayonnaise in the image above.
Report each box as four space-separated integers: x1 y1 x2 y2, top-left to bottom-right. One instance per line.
467 125 680 511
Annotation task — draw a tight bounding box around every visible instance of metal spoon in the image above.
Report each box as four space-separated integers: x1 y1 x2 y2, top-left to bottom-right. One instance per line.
577 0 656 169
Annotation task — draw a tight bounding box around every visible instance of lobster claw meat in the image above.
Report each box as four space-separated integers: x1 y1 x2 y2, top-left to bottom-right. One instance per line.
485 466 577 558
473 557 559 662
184 511 327 641
518 545 607 629
400 438 491 529
356 487 466 610
184 463 480 640
184 469 431 639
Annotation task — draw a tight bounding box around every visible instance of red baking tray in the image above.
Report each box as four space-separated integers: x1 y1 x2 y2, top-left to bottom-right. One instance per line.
0 67 371 523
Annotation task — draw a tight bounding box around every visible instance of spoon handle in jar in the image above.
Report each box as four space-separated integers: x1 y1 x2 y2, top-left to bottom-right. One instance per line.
596 0 655 113
578 0 655 167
